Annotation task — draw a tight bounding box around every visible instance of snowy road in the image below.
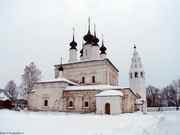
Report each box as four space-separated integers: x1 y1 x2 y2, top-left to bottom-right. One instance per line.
0 110 180 135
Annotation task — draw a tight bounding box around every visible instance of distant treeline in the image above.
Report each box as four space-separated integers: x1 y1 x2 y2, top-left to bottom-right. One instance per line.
146 79 180 109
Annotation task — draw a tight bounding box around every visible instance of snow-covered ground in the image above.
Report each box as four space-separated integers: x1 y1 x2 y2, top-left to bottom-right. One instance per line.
0 110 180 135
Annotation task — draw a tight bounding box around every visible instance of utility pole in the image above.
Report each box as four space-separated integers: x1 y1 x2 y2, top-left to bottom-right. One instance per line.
173 80 179 110
177 84 179 110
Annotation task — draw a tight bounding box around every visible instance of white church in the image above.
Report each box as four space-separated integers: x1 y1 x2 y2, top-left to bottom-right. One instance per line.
28 19 146 115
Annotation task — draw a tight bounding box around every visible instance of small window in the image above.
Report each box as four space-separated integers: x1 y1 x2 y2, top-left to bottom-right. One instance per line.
85 49 88 56
140 72 144 78
82 77 85 83
135 72 138 78
44 100 48 106
92 76 95 83
130 72 133 79
85 101 88 107
69 101 73 107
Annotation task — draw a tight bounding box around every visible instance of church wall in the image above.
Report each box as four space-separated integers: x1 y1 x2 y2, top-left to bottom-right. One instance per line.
28 88 64 111
121 89 137 113
55 60 119 86
28 83 65 111
91 46 100 60
63 90 98 113
63 65 107 85
106 63 119 86
56 62 107 85
81 44 92 61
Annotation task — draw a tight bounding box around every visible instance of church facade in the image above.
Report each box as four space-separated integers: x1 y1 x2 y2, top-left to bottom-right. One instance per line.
28 19 146 114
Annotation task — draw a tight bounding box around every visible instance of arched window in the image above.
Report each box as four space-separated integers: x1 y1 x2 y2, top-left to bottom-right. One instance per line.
44 100 48 106
140 72 144 78
85 101 89 107
130 72 133 79
92 76 95 83
85 49 88 56
69 101 73 107
135 72 138 78
82 77 85 83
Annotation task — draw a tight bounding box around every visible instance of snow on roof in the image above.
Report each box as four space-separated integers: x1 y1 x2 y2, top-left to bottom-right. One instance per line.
0 90 9 101
65 84 129 91
136 99 145 105
96 90 123 97
55 58 119 72
37 77 79 86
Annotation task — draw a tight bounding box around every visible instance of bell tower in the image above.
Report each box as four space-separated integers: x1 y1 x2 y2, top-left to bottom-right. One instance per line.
129 45 146 100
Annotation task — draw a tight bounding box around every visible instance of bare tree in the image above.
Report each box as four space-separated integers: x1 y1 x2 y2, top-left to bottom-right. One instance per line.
5 80 17 100
178 79 180 106
21 62 41 95
161 80 180 110
172 80 179 110
147 78 180 110
146 85 161 107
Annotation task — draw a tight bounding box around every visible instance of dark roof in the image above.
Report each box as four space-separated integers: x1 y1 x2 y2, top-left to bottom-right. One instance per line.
69 35 77 50
83 18 94 44
100 44 107 54
58 64 64 71
83 30 94 44
92 31 99 46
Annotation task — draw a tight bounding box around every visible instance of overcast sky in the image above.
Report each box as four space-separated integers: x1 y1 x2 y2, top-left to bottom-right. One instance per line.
0 0 180 88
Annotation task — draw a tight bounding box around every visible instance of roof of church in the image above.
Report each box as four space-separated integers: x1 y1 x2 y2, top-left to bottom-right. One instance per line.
96 90 123 97
36 77 79 86
65 84 138 97
65 84 128 91
55 58 119 72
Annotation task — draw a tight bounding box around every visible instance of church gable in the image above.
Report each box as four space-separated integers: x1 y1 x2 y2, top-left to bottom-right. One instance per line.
55 58 119 86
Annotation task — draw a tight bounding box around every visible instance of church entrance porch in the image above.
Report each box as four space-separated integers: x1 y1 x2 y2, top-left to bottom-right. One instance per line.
96 90 123 115
105 103 110 114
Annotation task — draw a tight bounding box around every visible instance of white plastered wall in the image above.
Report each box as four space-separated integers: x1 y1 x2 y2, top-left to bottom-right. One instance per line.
96 96 122 115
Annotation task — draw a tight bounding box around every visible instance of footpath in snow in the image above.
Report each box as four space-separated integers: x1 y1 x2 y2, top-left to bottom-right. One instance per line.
0 109 180 135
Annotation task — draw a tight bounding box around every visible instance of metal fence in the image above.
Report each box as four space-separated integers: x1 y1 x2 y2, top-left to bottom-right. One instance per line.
147 107 178 112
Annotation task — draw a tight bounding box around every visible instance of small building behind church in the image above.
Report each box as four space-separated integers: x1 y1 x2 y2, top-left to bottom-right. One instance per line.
27 19 146 114
0 89 15 109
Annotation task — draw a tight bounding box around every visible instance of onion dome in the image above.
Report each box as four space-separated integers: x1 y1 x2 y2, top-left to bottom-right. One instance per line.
83 18 94 44
58 65 64 71
69 28 77 49
58 57 64 71
92 24 99 46
100 36 107 54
